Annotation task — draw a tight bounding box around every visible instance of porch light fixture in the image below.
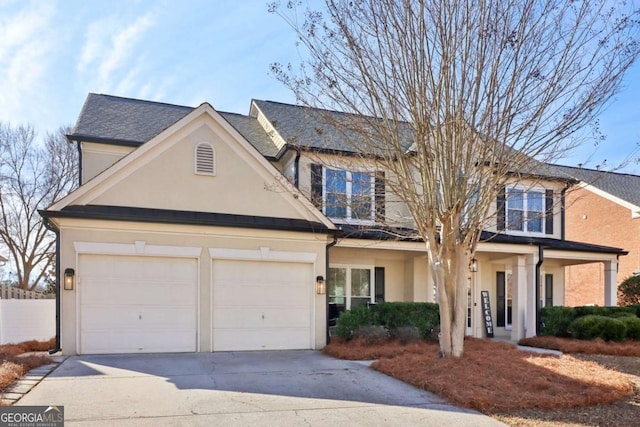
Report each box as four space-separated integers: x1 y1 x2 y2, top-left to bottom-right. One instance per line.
315 275 326 295
469 258 478 273
64 268 75 291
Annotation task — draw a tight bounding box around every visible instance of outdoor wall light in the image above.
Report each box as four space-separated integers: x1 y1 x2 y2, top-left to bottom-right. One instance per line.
315 275 326 295
469 258 478 273
64 268 75 291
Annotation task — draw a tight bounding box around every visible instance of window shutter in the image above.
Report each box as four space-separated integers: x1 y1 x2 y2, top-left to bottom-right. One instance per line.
496 272 506 327
375 171 385 223
496 187 506 231
375 267 385 303
195 143 215 175
310 164 323 210
545 190 554 235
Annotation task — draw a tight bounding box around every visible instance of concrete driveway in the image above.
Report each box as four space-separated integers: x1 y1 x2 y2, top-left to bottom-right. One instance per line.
18 351 505 426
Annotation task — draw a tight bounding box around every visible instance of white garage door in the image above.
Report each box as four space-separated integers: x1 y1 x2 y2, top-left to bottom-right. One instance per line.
212 260 313 351
79 254 198 354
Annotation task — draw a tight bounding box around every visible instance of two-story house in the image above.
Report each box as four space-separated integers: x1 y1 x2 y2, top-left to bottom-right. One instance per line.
41 94 626 355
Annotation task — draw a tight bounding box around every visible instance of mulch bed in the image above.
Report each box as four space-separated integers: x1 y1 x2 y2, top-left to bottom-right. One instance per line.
324 337 635 414
0 338 55 405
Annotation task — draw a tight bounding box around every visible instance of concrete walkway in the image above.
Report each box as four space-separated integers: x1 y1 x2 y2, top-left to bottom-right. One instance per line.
15 351 506 426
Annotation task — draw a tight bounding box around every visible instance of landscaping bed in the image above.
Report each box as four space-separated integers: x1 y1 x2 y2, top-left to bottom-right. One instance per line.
0 338 54 405
324 337 640 426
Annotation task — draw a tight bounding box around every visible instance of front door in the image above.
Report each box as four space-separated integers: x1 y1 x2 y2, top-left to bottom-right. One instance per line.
496 271 513 330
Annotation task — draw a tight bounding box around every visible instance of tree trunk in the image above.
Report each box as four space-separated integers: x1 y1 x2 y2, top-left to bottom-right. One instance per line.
434 243 472 358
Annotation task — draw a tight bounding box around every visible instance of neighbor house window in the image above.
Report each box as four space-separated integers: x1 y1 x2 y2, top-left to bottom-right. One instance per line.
506 187 544 233
324 168 374 222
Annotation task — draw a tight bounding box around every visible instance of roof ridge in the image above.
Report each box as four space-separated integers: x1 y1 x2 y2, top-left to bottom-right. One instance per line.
92 93 195 110
550 162 640 178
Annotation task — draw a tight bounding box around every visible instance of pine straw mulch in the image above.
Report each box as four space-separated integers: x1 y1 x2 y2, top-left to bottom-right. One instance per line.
519 336 640 356
0 338 55 406
323 337 635 415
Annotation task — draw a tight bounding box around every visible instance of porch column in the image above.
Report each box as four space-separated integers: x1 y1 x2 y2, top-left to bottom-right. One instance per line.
511 255 527 341
604 259 618 306
525 254 537 338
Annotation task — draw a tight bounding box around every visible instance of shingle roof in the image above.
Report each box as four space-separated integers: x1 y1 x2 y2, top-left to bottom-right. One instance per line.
251 99 416 153
70 94 280 157
546 164 640 208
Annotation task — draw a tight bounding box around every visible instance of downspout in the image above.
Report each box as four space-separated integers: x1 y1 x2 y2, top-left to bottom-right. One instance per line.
43 217 61 354
560 185 568 240
293 147 301 188
535 245 544 336
325 235 338 344
76 139 83 187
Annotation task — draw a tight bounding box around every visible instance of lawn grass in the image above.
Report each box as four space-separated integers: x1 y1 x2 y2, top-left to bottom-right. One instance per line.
323 337 634 412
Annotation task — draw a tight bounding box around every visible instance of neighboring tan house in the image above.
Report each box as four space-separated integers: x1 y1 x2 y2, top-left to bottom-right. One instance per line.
41 94 625 355
550 165 640 306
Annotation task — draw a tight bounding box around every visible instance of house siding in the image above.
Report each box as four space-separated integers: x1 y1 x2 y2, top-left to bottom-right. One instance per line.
565 186 637 306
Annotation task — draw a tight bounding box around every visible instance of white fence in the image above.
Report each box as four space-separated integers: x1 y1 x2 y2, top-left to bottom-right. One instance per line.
0 299 55 344
0 284 54 300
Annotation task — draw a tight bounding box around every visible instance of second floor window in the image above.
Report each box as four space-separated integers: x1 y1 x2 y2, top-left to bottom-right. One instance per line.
506 188 544 233
324 169 374 221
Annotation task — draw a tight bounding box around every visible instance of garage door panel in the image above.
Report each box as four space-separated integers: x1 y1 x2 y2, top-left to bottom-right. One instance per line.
214 307 310 329
214 328 311 351
212 259 313 351
79 254 197 354
81 329 195 354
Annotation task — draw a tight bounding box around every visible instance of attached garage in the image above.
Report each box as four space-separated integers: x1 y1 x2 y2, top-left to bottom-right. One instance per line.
78 254 198 354
212 258 314 351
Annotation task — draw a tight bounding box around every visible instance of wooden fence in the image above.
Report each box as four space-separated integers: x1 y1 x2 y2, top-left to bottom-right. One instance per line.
0 284 54 300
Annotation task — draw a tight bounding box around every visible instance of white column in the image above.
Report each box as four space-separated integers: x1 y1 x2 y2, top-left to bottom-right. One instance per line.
604 259 618 306
511 255 527 341
525 254 537 338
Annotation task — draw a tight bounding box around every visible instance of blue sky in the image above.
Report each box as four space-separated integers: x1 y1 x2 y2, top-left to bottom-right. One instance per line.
1 0 639 172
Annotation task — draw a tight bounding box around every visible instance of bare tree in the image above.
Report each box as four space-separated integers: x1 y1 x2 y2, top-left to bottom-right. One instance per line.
270 0 640 357
0 124 77 290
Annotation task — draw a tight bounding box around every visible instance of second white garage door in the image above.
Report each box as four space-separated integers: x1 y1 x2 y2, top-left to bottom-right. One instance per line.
212 260 313 351
79 254 198 354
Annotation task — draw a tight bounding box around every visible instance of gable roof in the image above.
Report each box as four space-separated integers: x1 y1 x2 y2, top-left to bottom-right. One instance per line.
251 99 416 154
70 94 280 158
547 164 640 209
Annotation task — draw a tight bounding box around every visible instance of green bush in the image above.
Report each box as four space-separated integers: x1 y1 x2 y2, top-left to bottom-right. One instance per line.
625 304 640 317
540 306 576 337
333 305 379 339
376 302 440 338
573 305 635 318
333 302 440 340
619 275 640 305
568 315 627 341
619 316 640 340
392 326 422 344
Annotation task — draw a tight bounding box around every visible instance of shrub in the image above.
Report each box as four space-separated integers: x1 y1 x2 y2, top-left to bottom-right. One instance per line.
573 305 635 318
619 316 640 340
568 315 627 341
355 325 389 344
392 326 422 344
619 275 640 306
540 306 576 337
376 302 440 338
625 304 640 317
334 305 379 339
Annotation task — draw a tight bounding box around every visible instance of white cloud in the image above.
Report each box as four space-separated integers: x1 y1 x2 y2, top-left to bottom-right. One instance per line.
77 11 157 92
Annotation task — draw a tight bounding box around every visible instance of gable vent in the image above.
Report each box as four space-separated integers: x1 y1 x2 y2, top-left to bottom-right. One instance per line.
195 143 215 175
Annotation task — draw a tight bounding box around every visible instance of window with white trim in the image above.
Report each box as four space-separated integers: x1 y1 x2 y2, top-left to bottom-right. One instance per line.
323 168 374 223
328 266 375 318
195 143 215 175
506 187 544 233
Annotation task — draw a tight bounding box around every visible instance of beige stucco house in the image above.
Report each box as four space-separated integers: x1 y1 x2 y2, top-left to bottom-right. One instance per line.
41 94 626 355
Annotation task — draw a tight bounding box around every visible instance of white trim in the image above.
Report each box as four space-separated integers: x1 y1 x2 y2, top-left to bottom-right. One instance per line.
328 264 376 310
194 142 216 176
74 241 202 258
336 238 427 252
578 182 640 218
504 185 547 235
208 247 317 263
